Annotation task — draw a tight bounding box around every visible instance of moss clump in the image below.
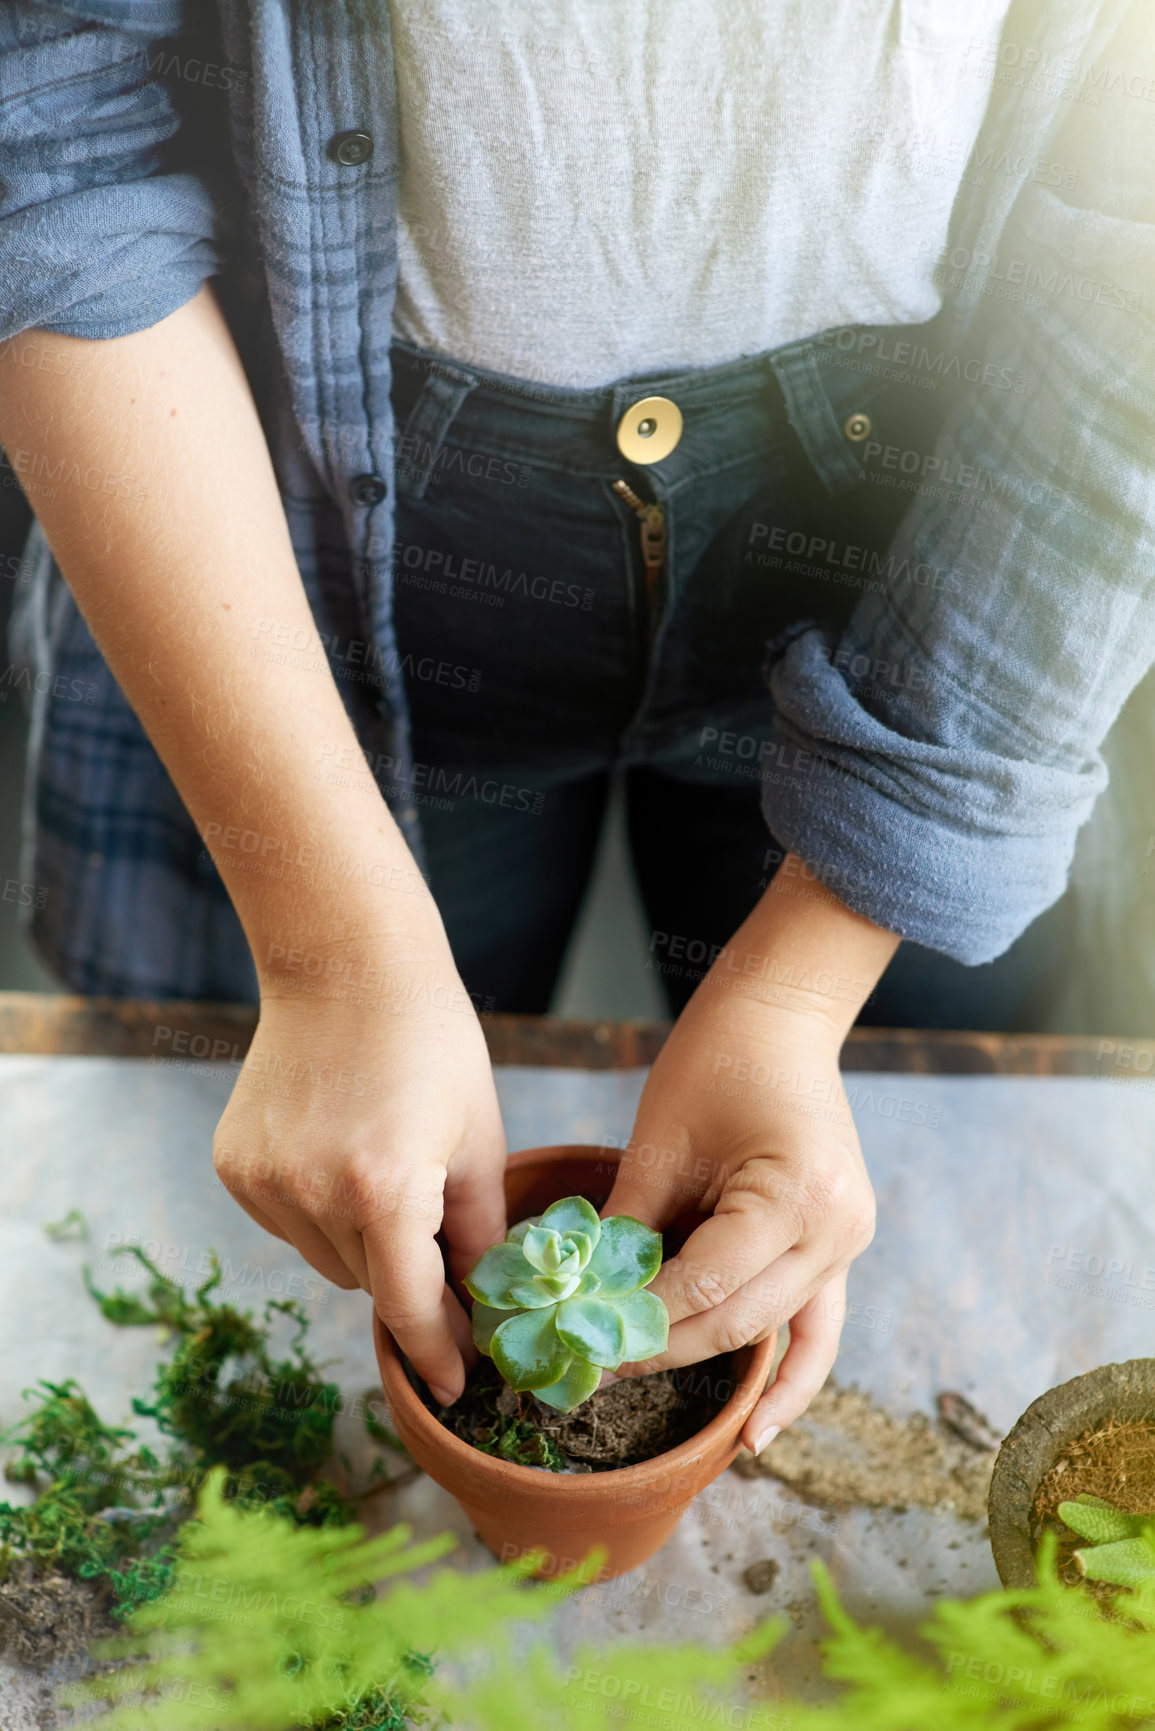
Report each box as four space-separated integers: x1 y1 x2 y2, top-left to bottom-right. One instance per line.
1 1236 424 1727
437 1357 568 1470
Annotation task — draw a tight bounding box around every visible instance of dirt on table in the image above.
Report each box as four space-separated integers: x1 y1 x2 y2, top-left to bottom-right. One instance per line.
0 1557 118 1671
1031 1415 1155 1598
739 1381 998 1521
422 1355 731 1471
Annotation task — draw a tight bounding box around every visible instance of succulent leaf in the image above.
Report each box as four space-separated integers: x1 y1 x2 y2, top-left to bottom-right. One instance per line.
463 1242 532 1309
1074 1534 1155 1587
471 1302 508 1356
532 1356 603 1414
555 1297 627 1369
490 1307 572 1392
539 1196 601 1244
464 1199 670 1416
585 1214 663 1296
522 1225 586 1280
1059 1495 1148 1545
509 1273 581 1308
614 1288 670 1361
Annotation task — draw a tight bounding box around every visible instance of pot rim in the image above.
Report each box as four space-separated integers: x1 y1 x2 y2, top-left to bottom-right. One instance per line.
988 1356 1155 1588
375 1143 776 1496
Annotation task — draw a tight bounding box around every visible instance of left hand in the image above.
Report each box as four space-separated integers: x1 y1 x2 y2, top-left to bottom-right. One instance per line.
601 979 876 1455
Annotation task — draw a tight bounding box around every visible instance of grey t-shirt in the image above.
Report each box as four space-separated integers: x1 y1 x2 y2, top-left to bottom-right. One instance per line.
387 0 1006 388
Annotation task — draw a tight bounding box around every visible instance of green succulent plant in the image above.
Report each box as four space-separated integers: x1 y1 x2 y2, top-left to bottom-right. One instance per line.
462 1196 669 1414
1058 1492 1155 1586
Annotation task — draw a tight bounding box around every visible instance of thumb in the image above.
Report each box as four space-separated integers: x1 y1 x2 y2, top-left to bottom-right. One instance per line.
441 1146 509 1287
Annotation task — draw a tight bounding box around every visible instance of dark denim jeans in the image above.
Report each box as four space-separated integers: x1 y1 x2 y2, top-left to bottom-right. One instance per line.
388 336 1062 1025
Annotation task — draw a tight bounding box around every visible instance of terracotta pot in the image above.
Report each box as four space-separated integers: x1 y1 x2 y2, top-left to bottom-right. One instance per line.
374 1144 777 1581
988 1358 1155 1587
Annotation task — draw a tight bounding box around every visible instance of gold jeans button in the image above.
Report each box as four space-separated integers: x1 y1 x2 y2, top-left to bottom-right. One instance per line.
843 411 872 441
615 395 684 464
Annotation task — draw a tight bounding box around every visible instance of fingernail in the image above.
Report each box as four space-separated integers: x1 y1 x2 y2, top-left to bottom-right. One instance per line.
751 1422 780 1456
429 1384 457 1407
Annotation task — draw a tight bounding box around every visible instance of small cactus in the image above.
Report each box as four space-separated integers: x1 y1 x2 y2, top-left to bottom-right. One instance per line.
1058 1493 1155 1587
463 1196 669 1414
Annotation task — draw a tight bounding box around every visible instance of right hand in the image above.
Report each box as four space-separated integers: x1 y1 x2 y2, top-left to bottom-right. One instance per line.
212 937 508 1405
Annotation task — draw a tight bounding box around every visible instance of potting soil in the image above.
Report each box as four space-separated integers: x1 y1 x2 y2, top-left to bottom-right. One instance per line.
1031 1416 1155 1591
0 1562 117 1672
739 1380 998 1520
425 1353 730 1469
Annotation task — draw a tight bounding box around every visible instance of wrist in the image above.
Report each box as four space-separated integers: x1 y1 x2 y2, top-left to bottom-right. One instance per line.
692 853 899 1045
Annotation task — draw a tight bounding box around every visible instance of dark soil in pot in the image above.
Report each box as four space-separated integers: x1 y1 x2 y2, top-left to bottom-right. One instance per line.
1030 1414 1155 1598
404 1353 733 1472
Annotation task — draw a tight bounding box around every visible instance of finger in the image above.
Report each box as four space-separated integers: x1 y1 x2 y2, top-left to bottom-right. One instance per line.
248 1195 363 1292
641 1165 800 1327
361 1210 467 1407
218 1184 292 1244
600 1129 696 1231
621 1244 825 1374
740 1273 847 1453
441 1148 508 1287
445 1278 480 1370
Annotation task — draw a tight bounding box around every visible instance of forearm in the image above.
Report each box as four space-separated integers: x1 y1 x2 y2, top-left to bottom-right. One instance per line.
697 855 901 1044
0 285 434 986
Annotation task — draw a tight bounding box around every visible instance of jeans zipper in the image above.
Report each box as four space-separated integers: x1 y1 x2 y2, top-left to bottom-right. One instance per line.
611 477 666 627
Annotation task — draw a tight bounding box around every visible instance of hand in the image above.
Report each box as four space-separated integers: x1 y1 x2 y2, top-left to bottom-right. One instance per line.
603 886 890 1453
212 937 508 1406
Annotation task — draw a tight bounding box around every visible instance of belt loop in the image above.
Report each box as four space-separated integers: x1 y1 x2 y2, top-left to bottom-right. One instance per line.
393 359 479 502
763 344 864 497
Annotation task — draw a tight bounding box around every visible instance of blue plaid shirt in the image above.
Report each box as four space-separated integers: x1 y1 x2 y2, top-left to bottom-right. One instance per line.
1 0 1151 997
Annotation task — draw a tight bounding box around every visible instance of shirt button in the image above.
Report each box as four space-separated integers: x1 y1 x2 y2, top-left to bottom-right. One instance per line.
328 130 374 167
615 395 683 464
350 473 387 507
843 412 872 441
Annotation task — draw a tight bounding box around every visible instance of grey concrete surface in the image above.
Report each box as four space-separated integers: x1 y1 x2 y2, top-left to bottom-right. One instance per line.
3 1058 1155 1721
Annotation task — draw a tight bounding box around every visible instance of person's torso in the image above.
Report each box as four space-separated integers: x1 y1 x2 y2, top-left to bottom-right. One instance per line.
387 0 1009 386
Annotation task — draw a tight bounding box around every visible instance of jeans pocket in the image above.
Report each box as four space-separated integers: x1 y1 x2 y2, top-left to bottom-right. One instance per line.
392 360 479 503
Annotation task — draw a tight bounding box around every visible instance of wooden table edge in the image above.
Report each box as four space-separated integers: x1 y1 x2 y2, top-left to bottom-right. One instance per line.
0 991 1143 1077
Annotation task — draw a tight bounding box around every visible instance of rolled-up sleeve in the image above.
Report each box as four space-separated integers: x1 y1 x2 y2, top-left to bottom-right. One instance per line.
762 9 1155 965
0 2 220 341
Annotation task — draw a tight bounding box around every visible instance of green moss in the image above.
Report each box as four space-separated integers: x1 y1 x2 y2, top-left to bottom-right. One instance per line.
0 1243 379 1637
449 1358 568 1471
